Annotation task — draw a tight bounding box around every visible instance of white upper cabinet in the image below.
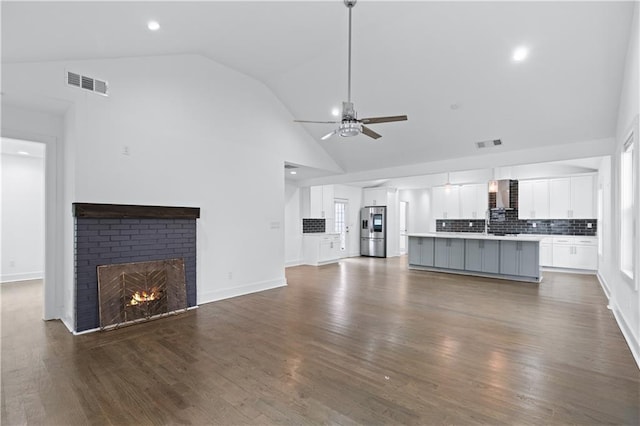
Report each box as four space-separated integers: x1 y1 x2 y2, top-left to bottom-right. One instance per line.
432 186 460 220
363 188 388 206
548 175 595 219
309 185 335 219
459 184 488 219
518 179 550 219
549 178 571 219
569 175 595 219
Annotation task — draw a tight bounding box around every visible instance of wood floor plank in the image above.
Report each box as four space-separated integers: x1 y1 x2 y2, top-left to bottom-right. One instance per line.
2 259 639 425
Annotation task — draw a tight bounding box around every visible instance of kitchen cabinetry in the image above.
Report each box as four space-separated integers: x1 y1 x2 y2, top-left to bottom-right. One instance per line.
363 188 388 206
548 176 595 219
539 237 553 267
459 184 488 219
303 234 341 266
499 241 540 279
309 185 335 219
408 233 542 283
408 237 435 267
518 180 550 219
465 239 499 273
432 186 460 220
434 238 465 270
551 236 597 270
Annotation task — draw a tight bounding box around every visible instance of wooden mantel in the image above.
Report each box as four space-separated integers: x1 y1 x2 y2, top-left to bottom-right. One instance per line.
72 203 200 219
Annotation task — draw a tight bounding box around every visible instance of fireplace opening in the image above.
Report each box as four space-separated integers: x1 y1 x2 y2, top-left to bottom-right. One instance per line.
98 258 187 330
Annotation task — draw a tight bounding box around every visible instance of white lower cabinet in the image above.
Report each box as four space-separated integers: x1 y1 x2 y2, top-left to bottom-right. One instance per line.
303 234 341 266
539 238 553 267
550 237 597 270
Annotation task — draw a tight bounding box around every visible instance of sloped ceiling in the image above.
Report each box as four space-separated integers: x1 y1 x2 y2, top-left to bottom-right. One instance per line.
1 1 635 175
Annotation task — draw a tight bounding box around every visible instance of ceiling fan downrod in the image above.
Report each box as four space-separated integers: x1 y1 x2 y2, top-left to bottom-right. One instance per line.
345 0 356 104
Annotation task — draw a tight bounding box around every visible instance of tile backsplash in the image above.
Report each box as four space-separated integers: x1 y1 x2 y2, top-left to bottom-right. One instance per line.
303 218 326 233
436 179 597 236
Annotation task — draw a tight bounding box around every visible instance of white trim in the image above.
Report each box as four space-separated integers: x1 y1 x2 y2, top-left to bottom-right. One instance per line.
1 272 44 283
541 266 597 275
61 316 75 334
596 273 640 370
596 271 611 299
198 277 287 305
285 259 303 267
610 300 640 370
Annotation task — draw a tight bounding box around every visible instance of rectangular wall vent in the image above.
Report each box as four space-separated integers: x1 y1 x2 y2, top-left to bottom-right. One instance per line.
476 139 502 149
284 164 298 169
66 71 108 96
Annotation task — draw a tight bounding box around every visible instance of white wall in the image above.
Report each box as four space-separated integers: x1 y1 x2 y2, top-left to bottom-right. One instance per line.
2 54 342 331
284 181 302 266
598 3 640 368
334 184 364 257
1 146 45 282
399 189 432 233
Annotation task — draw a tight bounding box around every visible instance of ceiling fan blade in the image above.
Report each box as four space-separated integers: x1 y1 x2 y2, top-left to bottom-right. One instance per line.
361 126 382 140
320 130 338 140
294 120 340 124
360 115 408 124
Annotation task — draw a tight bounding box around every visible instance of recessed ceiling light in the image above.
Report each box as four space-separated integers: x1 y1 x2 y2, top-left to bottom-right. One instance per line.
331 107 340 117
17 151 30 156
512 46 529 62
290 171 297 175
147 21 160 31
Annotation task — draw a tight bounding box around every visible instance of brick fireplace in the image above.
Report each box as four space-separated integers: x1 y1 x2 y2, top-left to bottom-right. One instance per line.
73 203 200 332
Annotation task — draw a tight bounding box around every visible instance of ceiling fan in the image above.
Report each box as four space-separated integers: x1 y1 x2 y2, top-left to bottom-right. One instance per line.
294 0 408 140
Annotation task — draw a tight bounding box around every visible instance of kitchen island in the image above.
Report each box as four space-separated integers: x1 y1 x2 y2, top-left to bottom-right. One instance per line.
408 232 542 283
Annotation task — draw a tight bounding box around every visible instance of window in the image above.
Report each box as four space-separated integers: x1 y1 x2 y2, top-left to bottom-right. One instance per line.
334 200 347 251
620 132 635 280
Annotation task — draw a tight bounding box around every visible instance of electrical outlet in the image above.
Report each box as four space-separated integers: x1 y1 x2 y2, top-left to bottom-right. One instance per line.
532 222 537 228
587 223 592 229
469 222 473 227
228 272 233 280
443 222 446 227
122 146 130 156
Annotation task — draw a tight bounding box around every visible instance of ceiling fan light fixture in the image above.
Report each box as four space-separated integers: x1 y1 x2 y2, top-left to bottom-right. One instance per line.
339 122 361 138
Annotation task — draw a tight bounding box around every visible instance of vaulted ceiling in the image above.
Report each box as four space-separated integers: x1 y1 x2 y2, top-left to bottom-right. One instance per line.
2 1 635 175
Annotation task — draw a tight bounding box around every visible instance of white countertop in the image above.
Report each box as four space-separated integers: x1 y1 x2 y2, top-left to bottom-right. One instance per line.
408 232 543 242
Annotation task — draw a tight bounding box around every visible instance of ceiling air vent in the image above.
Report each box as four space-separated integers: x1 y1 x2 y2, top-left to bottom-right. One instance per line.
66 71 108 96
67 72 81 87
476 139 502 149
284 164 298 170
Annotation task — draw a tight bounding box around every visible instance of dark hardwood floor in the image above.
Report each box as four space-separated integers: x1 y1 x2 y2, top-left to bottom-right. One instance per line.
2 257 639 425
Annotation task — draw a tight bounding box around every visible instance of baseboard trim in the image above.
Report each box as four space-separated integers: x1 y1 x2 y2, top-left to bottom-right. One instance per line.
596 271 611 299
61 316 75 334
596 273 640 369
540 266 596 275
610 301 640 370
198 277 286 305
285 259 303 267
1 271 44 283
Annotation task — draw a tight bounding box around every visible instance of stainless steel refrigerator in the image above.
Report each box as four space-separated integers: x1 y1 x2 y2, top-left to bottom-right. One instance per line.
360 206 386 257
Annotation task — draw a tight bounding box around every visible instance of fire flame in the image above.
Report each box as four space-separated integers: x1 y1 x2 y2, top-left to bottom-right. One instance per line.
128 289 161 306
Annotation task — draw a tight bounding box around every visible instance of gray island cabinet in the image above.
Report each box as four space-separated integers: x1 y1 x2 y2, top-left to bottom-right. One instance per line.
408 233 542 283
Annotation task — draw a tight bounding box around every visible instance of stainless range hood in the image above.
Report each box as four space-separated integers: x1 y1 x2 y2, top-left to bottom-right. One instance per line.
490 179 513 209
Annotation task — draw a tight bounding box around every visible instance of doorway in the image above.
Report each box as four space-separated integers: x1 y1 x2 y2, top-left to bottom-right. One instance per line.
334 199 349 257
399 201 408 254
1 138 46 283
